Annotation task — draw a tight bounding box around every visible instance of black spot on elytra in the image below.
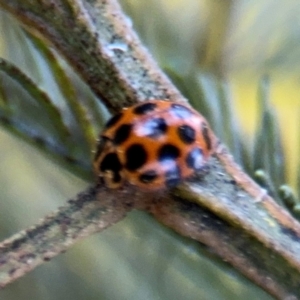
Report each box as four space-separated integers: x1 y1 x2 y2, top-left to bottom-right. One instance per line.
158 144 180 162
171 103 193 119
133 102 157 115
125 144 147 171
113 124 132 145
177 125 196 144
105 112 123 129
139 170 158 183
100 152 122 173
113 172 122 183
144 118 167 138
165 165 181 187
201 122 212 150
186 148 203 170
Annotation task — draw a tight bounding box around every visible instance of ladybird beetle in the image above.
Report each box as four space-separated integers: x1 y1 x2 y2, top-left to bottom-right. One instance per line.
93 100 215 190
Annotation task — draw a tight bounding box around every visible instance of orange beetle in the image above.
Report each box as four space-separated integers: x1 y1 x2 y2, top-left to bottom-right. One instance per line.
93 100 215 189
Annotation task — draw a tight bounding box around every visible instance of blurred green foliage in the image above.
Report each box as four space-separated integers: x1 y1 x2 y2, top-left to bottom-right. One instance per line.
1 0 300 299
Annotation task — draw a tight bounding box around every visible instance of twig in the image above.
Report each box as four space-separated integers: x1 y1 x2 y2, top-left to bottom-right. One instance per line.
0 185 133 288
0 0 184 113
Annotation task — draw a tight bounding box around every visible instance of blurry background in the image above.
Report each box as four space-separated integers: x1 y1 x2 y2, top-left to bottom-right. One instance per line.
1 0 300 299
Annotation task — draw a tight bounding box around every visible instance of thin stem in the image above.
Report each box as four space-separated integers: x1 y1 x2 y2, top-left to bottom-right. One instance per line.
0 110 91 180
0 185 133 288
0 0 184 113
26 33 97 154
0 58 70 144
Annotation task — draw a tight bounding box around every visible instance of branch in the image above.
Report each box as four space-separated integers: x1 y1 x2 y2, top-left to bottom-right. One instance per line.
0 0 183 113
0 185 133 288
157 146 300 300
1 1 300 299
